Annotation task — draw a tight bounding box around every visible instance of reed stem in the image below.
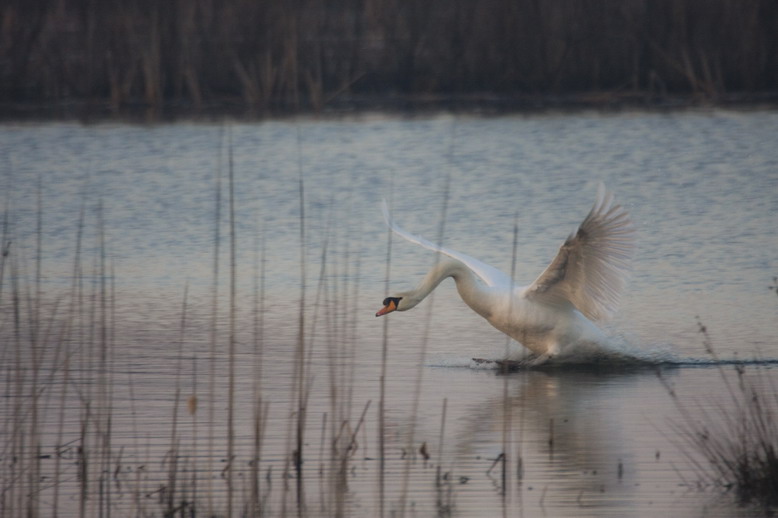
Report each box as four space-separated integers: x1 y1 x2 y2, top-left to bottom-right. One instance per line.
227 126 237 517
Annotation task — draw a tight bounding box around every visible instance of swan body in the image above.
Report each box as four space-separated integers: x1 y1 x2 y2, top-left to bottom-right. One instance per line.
376 185 635 358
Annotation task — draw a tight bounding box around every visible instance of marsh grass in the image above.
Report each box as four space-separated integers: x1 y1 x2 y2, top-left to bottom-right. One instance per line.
0 130 474 518
5 0 778 116
661 316 778 509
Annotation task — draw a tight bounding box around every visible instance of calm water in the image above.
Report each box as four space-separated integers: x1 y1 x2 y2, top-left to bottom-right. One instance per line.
1 110 777 517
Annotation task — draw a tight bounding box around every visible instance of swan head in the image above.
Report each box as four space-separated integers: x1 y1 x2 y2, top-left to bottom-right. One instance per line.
377 290 431 316
376 290 426 316
376 296 403 316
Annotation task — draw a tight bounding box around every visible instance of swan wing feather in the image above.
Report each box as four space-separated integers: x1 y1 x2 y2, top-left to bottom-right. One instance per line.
523 184 635 320
382 200 512 288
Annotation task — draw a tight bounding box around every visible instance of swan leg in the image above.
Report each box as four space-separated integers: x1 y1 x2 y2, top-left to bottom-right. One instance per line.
526 353 554 366
545 340 561 358
501 353 554 369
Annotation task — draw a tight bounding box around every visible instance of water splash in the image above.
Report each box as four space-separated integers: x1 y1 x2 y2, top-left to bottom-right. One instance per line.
429 336 778 372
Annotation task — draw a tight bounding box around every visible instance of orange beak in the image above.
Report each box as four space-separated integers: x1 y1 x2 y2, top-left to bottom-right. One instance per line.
375 299 397 317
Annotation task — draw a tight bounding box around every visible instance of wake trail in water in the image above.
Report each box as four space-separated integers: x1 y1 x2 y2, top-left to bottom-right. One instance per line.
428 337 778 372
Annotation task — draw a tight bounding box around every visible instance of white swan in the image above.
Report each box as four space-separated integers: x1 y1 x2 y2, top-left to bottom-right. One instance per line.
375 185 635 359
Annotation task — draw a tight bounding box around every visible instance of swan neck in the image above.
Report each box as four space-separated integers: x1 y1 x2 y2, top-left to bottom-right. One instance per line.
418 260 459 293
405 259 476 309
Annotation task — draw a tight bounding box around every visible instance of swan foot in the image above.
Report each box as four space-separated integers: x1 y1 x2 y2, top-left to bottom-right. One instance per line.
524 353 555 366
472 353 555 372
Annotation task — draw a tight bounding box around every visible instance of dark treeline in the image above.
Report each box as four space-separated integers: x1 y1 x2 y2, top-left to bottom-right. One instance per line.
2 0 777 114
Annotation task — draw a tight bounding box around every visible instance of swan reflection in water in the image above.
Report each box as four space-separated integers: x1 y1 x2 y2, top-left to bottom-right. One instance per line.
441 367 655 513
377 184 635 363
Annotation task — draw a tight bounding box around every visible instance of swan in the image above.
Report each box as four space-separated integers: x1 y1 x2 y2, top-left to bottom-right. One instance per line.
375 185 635 359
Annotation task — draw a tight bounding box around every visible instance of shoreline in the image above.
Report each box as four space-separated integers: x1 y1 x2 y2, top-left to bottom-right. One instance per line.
2 91 778 124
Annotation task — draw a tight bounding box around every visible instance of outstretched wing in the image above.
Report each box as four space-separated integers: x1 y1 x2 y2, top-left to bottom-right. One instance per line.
523 184 635 321
382 200 513 289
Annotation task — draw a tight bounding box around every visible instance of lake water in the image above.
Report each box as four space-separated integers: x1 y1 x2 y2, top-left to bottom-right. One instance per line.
1 110 777 517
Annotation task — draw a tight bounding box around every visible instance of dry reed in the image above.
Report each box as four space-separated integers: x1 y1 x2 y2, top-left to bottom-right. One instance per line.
662 316 778 509
3 0 777 117
0 127 479 518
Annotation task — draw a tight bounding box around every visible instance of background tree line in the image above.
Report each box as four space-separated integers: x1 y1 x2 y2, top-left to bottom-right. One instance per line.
2 0 777 113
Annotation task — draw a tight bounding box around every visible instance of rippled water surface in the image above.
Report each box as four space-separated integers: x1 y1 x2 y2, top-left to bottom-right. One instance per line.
1 110 777 517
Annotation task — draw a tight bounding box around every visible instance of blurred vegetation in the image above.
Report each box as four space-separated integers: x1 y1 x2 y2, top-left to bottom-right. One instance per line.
1 0 777 114
662 317 778 510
